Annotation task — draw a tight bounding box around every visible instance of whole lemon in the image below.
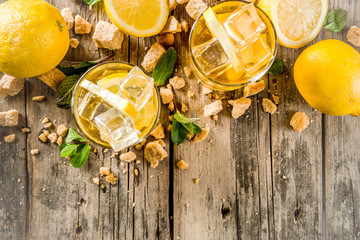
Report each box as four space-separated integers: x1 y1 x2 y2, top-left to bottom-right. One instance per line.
294 39 360 116
0 0 69 78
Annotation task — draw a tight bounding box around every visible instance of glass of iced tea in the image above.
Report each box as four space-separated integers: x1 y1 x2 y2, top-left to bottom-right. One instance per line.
189 0 278 91
72 62 160 151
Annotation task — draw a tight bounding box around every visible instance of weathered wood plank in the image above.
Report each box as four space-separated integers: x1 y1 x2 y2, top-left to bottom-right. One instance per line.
325 1 360 239
0 74 27 240
268 39 324 238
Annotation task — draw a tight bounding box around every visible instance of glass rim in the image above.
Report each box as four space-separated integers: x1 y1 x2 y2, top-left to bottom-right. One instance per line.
71 61 161 150
188 0 278 88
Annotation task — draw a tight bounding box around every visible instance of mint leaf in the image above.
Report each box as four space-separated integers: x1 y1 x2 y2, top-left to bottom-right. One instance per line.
60 128 90 168
324 9 347 32
69 144 90 168
174 111 202 134
152 48 177 85
171 119 188 145
268 57 283 75
56 75 81 108
82 0 102 9
66 128 89 143
57 60 98 76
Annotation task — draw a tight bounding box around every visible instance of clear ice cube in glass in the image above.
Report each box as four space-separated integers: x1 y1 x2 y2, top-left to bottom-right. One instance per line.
118 66 154 111
236 35 272 75
193 38 231 77
78 92 111 121
94 108 139 152
223 4 266 44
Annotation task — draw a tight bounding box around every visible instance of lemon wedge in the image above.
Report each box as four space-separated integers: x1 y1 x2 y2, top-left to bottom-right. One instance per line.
203 8 244 73
97 72 128 93
80 80 138 119
258 0 328 48
104 0 169 37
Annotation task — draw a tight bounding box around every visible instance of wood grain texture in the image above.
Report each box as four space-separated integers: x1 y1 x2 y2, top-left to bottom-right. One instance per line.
1 0 360 239
325 1 360 239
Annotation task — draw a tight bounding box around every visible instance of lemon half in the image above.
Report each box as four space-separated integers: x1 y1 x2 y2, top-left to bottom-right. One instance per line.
104 0 169 37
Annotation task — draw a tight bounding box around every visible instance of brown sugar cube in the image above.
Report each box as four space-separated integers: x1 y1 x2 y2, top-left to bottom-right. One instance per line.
144 142 168 164
160 87 174 104
4 134 15 143
0 110 19 127
181 20 189 33
120 151 137 162
92 21 124 50
134 169 139 176
156 33 175 46
167 124 172 131
150 161 159 168
169 115 174 121
0 86 7 98
290 112 310 133
211 115 218 121
202 85 213 95
48 133 58 143
169 0 178 11
105 173 117 185
204 100 223 117
69 38 79 48
74 15 92 34
183 66 192 77
0 75 24 97
187 132 195 140
272 94 280 104
32 96 46 102
262 98 277 114
186 0 208 20
141 42 166 72
21 128 30 134
61 8 74 29
187 90 194 98
151 124 165 139
30 149 39 155
135 139 147 151
177 160 189 170
38 133 48 143
57 124 69 137
42 130 50 136
347 26 360 47
37 68 67 91
153 139 166 147
44 122 53 129
243 80 265 97
56 136 63 146
160 16 182 34
193 127 209 143
169 76 185 89
92 177 100 185
181 103 189 112
194 178 200 184
100 167 111 176
168 101 175 111
176 0 189 4
228 98 251 119
42 117 50 124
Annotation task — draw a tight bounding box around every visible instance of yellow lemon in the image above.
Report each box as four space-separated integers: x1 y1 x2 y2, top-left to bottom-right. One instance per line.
294 40 360 116
257 0 328 48
0 0 69 78
104 0 169 37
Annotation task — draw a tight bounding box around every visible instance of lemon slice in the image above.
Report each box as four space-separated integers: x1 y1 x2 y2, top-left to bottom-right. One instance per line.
80 80 138 119
258 0 328 48
97 72 128 93
103 0 169 37
203 8 244 72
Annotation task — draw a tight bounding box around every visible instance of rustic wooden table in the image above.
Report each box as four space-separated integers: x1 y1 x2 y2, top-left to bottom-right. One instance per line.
1 0 359 239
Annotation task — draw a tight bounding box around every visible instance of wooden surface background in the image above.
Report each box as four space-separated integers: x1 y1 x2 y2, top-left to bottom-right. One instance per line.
0 0 359 239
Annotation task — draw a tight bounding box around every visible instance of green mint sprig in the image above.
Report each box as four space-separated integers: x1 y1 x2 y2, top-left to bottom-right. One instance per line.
56 55 114 109
83 0 102 9
152 48 178 86
324 9 347 32
60 128 90 168
268 57 284 75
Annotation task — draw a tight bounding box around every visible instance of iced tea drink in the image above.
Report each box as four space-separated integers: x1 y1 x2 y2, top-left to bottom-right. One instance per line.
189 0 277 91
72 62 160 151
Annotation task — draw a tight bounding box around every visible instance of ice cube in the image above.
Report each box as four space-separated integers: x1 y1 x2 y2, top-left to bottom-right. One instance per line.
223 4 266 44
236 35 272 75
94 108 139 152
118 66 154 111
193 38 231 77
78 92 111 121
